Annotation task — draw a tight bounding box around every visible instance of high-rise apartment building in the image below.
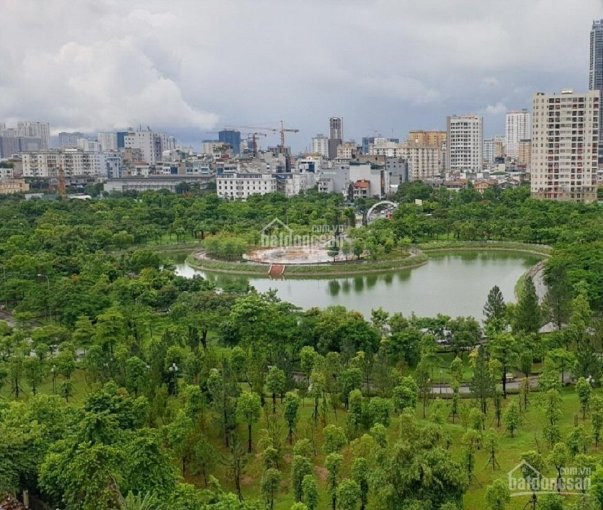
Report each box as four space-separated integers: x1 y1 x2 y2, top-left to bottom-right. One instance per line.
446 115 483 172
218 130 241 155
17 121 50 149
97 132 118 151
407 130 446 148
328 117 343 159
589 19 603 162
505 110 531 159
518 139 531 169
311 134 329 157
531 89 599 202
58 132 83 149
124 128 172 165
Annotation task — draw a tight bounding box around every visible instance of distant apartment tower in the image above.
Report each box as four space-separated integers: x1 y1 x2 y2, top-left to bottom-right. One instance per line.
517 139 531 169
124 129 167 165
58 132 83 149
446 115 483 172
97 132 118 151
361 136 375 154
311 134 329 157
407 130 446 148
328 117 343 159
505 110 531 159
218 130 241 155
17 121 50 149
531 90 599 202
590 19 603 162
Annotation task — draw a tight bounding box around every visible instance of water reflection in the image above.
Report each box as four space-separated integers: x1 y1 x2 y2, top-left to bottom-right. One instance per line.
176 252 541 319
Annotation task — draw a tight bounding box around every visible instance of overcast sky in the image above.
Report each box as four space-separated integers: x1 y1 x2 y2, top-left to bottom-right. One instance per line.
1 0 602 150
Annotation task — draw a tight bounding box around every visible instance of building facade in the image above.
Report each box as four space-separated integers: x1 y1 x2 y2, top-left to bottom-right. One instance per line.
446 115 483 172
407 130 446 148
505 110 531 159
311 134 329 158
531 90 599 202
590 19 603 162
218 130 241 155
217 172 277 199
21 149 105 177
17 121 50 149
97 132 118 151
328 117 343 159
401 143 443 180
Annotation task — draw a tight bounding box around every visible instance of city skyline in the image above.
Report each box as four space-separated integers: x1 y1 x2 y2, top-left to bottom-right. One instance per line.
1 0 603 150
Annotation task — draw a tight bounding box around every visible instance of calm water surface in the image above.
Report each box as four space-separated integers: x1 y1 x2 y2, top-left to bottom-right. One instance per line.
176 252 540 319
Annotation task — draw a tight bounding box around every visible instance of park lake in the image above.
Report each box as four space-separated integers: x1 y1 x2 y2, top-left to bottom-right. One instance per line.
176 251 542 319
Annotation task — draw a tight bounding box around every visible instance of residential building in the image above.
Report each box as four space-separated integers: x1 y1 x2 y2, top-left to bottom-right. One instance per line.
116 131 128 149
401 142 443 180
317 165 350 194
336 142 358 159
446 115 483 172
589 19 603 161
21 149 105 177
311 134 329 157
349 162 389 198
276 172 316 197
217 172 277 199
124 129 164 165
0 178 29 195
369 138 401 158
328 117 343 159
219 130 241 155
505 110 531 159
104 175 213 193
407 130 446 148
361 136 375 154
17 121 50 149
77 138 101 152
97 132 118 151
517 139 531 169
531 89 599 202
58 132 83 149
0 135 42 158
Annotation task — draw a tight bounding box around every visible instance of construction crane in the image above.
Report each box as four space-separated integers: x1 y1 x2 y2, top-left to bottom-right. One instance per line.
245 132 267 156
225 121 300 154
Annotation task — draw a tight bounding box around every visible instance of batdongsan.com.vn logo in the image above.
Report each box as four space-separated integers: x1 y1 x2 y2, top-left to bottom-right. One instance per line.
259 218 345 248
508 460 591 497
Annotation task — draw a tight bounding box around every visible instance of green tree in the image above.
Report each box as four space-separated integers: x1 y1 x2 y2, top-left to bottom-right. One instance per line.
323 425 348 455
503 401 520 437
266 366 286 414
576 377 592 420
351 457 369 510
485 478 510 510
488 332 519 398
543 389 562 448
236 391 261 453
301 474 319 510
513 276 542 334
483 285 506 330
261 468 282 510
392 376 418 413
470 346 494 414
326 453 343 510
337 479 361 510
547 442 569 492
292 455 313 502
283 392 301 444
592 395 603 446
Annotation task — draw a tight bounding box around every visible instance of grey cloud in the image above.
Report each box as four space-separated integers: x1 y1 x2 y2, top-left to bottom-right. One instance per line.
1 0 601 147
